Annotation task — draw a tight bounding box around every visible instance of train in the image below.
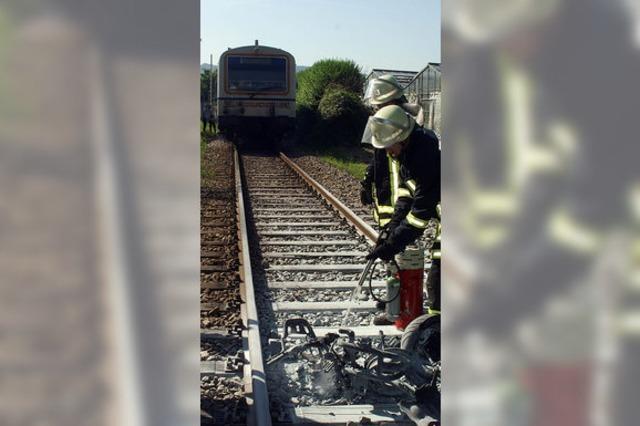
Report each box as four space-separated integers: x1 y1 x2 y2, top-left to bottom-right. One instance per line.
216 41 296 143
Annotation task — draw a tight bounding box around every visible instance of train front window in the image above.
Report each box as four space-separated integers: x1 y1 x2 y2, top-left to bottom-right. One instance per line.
227 56 287 93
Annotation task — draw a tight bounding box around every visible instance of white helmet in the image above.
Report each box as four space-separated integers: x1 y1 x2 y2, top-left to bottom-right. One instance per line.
401 102 425 127
364 74 405 106
369 105 416 149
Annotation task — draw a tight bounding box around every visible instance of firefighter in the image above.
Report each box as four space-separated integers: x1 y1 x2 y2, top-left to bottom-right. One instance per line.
365 105 441 324
360 74 425 228
363 74 424 125
358 75 428 314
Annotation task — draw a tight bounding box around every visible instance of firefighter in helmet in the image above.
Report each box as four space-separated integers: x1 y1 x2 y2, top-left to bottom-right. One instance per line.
360 74 425 229
365 105 441 324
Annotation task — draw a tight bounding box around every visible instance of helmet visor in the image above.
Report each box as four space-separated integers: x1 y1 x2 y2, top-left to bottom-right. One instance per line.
364 79 403 105
368 113 414 148
360 119 373 145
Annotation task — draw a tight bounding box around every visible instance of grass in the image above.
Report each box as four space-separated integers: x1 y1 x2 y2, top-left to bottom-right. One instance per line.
303 144 371 181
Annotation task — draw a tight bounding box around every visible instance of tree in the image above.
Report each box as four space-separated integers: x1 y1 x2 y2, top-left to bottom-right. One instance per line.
315 86 368 146
296 59 364 110
295 59 367 146
200 69 217 105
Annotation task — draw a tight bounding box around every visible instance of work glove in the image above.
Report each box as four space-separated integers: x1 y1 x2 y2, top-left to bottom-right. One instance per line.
365 241 396 261
360 180 373 206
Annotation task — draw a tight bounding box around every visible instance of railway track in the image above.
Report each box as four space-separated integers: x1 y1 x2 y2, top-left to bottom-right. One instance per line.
201 140 426 425
200 140 248 425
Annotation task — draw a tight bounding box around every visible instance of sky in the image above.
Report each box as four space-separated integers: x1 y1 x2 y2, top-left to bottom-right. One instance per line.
201 0 440 73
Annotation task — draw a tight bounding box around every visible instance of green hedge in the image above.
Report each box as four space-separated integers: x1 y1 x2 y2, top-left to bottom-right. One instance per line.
295 59 367 147
296 59 364 109
294 104 317 144
315 87 368 146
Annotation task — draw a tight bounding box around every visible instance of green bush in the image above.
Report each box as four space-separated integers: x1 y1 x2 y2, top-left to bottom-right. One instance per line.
318 86 363 120
296 59 364 110
294 59 368 147
294 104 318 145
313 87 368 146
200 69 217 103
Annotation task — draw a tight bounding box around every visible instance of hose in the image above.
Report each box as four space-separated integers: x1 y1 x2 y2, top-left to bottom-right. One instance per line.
367 258 401 304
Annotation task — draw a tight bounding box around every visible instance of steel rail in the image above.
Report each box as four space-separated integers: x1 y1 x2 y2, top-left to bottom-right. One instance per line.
279 153 379 245
234 148 272 426
241 152 416 425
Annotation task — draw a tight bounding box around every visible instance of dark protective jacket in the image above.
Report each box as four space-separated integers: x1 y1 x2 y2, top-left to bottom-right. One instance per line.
362 98 421 227
363 149 394 226
386 127 441 254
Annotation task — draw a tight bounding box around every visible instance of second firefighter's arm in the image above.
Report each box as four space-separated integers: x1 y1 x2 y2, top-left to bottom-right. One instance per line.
360 158 375 205
386 149 440 253
388 179 439 252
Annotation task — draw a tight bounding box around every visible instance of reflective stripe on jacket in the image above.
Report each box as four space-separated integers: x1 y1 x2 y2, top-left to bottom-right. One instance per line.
365 149 413 227
386 127 441 253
